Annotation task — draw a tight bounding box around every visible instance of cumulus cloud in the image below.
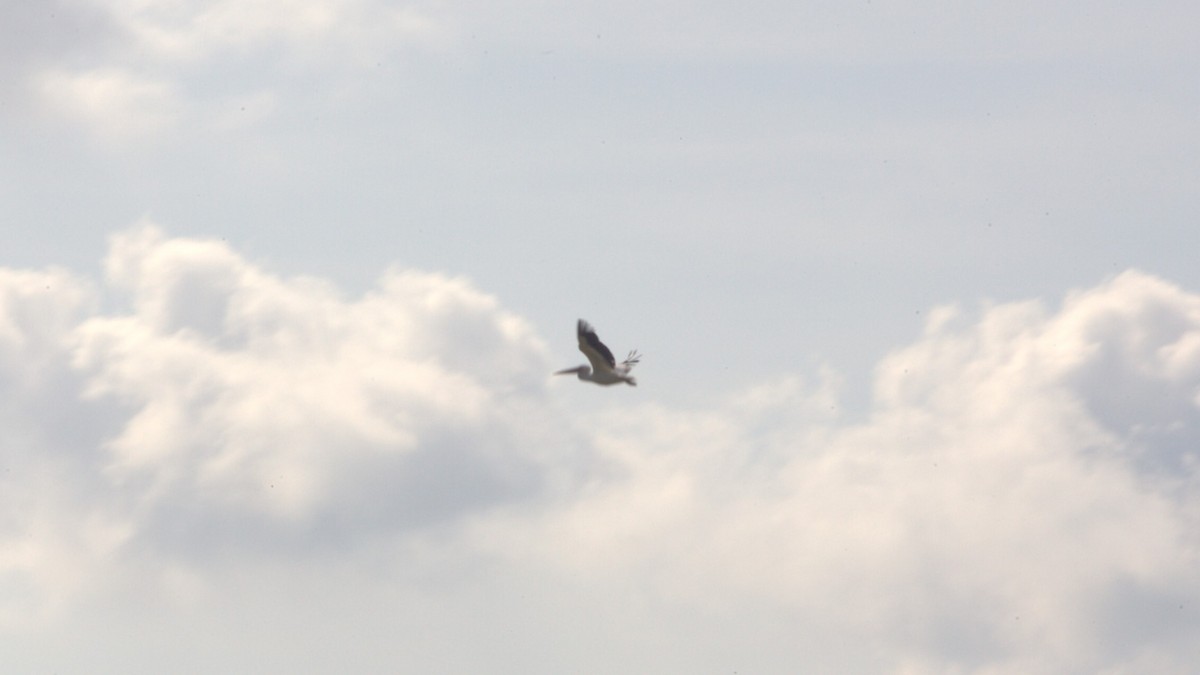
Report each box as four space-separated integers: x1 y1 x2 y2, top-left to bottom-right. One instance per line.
473 271 1200 673
86 226 560 535
1 225 572 619
1 229 1199 672
0 265 131 627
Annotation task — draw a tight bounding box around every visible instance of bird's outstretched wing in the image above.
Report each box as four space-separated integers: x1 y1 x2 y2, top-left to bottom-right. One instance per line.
577 319 616 372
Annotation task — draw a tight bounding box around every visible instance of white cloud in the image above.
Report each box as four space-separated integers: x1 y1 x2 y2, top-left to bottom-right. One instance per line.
1 230 1198 672
77 226 558 537
1 225 567 623
103 0 448 64
35 67 183 142
0 266 132 628
16 0 449 142
472 271 1200 672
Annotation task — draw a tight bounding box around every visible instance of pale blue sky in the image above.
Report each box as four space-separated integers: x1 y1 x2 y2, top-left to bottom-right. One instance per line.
3 1 1200 672
5 0 1198 406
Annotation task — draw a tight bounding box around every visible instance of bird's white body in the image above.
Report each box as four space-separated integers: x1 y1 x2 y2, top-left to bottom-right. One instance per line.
555 319 641 387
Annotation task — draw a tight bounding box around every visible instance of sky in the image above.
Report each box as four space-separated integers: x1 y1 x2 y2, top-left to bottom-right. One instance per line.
2 0 1200 672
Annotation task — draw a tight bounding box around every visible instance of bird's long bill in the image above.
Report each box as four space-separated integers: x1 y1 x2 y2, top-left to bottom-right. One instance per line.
554 366 582 375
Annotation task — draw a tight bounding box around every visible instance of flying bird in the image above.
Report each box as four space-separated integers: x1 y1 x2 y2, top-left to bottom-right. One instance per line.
555 319 641 386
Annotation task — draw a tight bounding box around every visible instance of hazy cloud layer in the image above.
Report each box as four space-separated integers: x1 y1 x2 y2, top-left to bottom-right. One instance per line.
1 228 1198 672
5 1 1199 672
9 0 443 142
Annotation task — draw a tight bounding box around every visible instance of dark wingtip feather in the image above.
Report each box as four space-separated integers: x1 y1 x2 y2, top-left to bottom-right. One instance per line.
576 319 615 368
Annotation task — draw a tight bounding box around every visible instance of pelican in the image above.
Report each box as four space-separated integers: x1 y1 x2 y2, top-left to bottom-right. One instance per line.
555 319 641 386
